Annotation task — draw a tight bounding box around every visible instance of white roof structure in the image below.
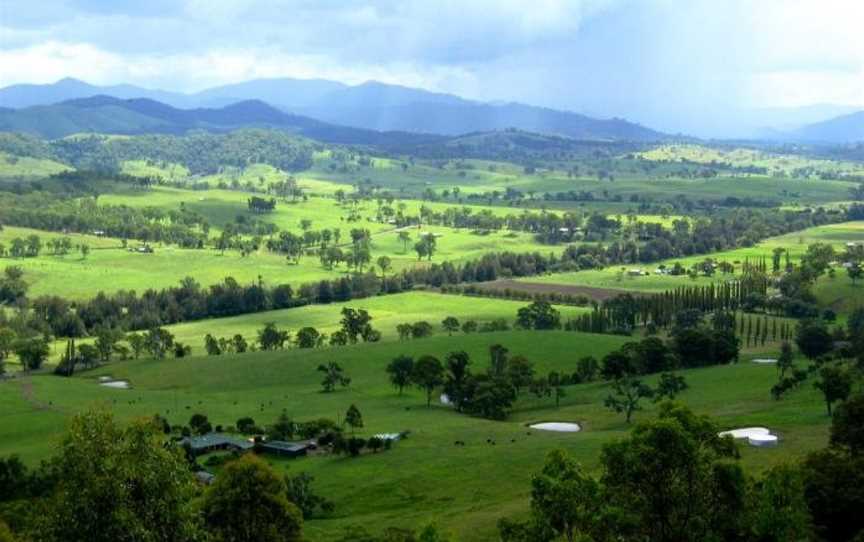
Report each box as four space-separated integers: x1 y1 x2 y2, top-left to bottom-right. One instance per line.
718 427 770 439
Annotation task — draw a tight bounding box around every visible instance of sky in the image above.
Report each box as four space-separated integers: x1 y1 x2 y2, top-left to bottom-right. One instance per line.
1 0 863 136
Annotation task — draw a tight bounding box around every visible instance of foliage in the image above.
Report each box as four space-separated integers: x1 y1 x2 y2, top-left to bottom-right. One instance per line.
201 454 303 542
36 410 203 542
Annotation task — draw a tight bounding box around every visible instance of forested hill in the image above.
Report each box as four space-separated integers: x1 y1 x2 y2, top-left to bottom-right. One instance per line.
0 96 445 146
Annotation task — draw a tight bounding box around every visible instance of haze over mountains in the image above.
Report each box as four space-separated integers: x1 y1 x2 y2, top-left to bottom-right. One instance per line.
0 77 861 144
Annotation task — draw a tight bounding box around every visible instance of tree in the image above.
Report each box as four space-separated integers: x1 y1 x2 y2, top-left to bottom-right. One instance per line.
204 333 222 356
528 449 602 542
201 454 303 542
461 320 478 333
831 392 864 455
14 337 49 371
653 372 688 402
463 374 517 419
516 301 561 330
268 410 296 441
127 332 146 359
848 262 863 285
396 323 413 341
340 308 376 344
295 327 321 348
443 350 472 410
777 341 795 379
412 355 445 407
79 243 90 260
94 327 124 362
506 355 535 394
489 344 509 377
258 322 290 350
814 364 852 416
802 449 864 542
601 404 745 542
386 355 414 395
548 371 566 408
236 417 257 434
414 235 436 261
604 376 653 423
410 321 434 339
441 316 460 336
376 255 391 279
345 404 363 434
575 356 598 383
143 327 174 358
398 230 412 253
38 410 203 542
189 413 212 435
795 319 834 360
318 362 351 392
750 465 812 542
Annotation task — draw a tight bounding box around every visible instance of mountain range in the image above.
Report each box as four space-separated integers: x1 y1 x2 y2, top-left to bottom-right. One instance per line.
0 95 445 146
0 78 664 142
0 78 860 143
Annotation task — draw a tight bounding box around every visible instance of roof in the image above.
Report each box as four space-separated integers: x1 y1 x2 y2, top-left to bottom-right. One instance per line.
194 471 215 485
181 433 254 451
259 440 310 453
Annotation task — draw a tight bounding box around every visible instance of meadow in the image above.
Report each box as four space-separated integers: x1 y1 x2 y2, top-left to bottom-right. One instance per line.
0 326 831 540
637 143 864 178
518 221 864 296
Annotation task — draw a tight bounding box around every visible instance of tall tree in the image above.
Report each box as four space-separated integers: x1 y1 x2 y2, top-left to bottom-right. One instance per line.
201 454 303 542
412 355 445 407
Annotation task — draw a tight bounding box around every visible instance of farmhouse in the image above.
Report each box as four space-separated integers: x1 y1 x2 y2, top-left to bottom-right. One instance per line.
180 433 254 456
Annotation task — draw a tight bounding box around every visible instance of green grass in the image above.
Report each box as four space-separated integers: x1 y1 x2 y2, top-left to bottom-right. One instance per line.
637 144 864 178
521 221 864 294
0 152 72 177
0 329 832 540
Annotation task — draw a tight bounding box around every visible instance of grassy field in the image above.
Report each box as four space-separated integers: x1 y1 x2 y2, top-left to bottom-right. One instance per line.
637 144 864 178
0 328 831 540
0 152 72 178
520 221 864 294
32 291 590 362
0 221 557 299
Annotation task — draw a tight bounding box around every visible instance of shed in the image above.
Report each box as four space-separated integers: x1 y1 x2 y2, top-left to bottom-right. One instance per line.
180 433 254 456
257 440 311 458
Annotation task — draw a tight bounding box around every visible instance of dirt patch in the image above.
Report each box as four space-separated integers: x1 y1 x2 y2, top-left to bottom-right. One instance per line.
19 377 58 411
472 279 641 301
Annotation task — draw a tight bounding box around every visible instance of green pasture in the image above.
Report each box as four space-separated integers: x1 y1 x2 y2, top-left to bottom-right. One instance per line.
1 221 557 300
637 144 864 178
0 329 832 540
521 221 864 294
0 152 71 178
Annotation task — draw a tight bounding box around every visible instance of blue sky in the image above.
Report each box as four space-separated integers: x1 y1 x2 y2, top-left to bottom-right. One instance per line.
0 0 862 135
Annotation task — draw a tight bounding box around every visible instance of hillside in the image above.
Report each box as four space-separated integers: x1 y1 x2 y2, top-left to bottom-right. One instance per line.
792 110 864 143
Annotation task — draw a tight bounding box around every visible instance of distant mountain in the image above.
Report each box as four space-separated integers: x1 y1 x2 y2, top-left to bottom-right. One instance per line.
194 78 348 108
298 100 663 140
0 96 445 146
0 78 667 141
791 111 864 143
0 77 197 109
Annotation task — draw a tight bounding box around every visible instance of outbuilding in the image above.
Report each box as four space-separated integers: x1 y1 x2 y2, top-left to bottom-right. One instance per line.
180 433 254 456
257 440 312 458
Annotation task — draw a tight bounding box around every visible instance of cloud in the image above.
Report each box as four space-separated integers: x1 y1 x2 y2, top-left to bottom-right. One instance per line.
0 0 861 137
